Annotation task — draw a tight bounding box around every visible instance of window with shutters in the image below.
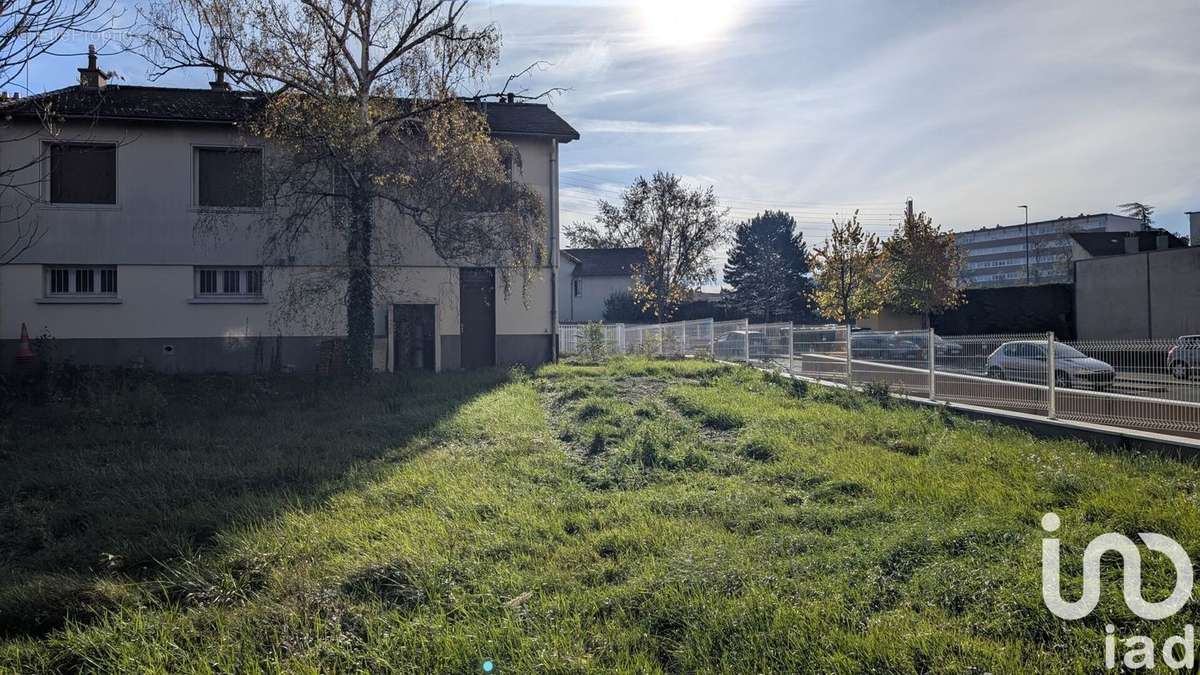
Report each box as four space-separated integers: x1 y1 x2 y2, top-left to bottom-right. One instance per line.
46 143 116 204
195 147 263 208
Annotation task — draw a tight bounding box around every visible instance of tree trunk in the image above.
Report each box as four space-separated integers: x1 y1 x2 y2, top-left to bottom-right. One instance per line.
345 193 375 376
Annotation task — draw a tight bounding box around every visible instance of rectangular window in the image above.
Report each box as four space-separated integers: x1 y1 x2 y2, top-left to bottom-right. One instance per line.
198 269 218 294
196 147 263 208
196 267 263 297
100 268 117 293
246 269 262 295
573 279 582 296
48 143 117 204
45 266 117 295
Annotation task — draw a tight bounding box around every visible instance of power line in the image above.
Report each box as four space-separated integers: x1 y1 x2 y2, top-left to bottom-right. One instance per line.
560 171 900 208
559 177 897 209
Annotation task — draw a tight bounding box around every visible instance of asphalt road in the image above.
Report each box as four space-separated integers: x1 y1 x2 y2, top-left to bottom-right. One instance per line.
759 352 1200 441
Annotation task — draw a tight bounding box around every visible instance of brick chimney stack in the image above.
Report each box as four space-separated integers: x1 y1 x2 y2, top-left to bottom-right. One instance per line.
78 44 106 88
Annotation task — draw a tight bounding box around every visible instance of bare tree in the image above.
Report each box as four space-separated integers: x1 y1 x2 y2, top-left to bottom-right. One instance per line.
0 0 123 263
569 172 728 321
140 0 555 374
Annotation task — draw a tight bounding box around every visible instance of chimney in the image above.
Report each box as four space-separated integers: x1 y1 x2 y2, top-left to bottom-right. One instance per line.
1124 234 1139 255
209 66 230 91
1188 211 1200 246
78 44 106 88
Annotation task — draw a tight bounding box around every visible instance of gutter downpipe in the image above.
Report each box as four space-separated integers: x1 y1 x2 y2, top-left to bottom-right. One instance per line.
550 139 560 362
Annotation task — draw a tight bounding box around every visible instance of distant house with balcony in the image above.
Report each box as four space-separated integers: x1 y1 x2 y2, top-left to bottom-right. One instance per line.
956 213 1144 287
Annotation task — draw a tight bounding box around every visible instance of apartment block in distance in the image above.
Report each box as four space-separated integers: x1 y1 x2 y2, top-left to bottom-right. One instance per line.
956 213 1144 287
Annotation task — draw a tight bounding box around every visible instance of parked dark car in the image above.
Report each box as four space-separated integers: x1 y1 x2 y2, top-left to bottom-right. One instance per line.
985 340 1115 390
1168 335 1200 380
851 332 924 361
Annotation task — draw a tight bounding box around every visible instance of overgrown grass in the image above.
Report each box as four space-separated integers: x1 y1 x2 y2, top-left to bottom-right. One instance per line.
3 358 1200 672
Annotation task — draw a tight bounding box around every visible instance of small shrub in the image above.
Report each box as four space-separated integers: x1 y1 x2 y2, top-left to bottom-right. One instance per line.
507 364 530 383
861 381 893 407
579 322 609 363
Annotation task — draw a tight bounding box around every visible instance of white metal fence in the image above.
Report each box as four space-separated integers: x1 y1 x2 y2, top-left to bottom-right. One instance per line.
559 321 1200 441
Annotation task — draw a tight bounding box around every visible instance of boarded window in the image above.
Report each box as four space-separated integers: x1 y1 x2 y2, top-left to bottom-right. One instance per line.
49 143 116 204
197 148 263 207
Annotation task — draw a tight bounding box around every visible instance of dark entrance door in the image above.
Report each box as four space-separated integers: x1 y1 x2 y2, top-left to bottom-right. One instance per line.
459 267 496 369
393 304 436 371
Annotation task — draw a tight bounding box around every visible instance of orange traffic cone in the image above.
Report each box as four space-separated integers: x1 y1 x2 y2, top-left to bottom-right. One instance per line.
14 322 35 365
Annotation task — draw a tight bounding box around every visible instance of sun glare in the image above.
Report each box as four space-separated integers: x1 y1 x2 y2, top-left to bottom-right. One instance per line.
639 0 742 48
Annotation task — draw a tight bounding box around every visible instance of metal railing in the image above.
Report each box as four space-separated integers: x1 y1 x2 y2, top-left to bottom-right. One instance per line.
559 320 1200 441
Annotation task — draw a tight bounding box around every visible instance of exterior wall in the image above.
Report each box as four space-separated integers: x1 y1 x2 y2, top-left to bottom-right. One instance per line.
0 119 561 371
1075 246 1200 339
957 214 1142 288
561 274 631 323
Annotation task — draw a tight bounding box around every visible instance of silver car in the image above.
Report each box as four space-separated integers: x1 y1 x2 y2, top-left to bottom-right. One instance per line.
985 340 1115 390
1168 335 1200 380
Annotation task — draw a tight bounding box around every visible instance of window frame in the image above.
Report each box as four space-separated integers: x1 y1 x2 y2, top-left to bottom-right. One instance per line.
572 278 582 297
42 265 119 298
193 266 266 302
192 144 266 211
41 140 119 208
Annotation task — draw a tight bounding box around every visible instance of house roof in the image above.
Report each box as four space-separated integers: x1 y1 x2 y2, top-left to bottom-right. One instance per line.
562 247 646 277
1070 229 1188 257
0 84 579 141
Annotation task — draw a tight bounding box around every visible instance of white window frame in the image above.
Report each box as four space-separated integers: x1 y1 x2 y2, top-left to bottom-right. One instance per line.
38 265 121 304
44 265 118 296
192 267 266 303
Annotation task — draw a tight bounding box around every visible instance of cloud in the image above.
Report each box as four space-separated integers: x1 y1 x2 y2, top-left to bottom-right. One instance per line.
575 118 728 134
562 162 640 173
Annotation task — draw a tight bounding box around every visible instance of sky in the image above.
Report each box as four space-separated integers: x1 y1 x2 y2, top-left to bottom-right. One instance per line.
21 0 1200 288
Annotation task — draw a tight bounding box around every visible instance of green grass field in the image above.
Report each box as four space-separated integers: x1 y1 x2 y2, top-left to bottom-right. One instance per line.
3 358 1199 672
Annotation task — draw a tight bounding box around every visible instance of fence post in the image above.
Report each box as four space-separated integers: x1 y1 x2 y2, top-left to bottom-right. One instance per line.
1046 331 1057 420
787 322 794 375
928 327 936 401
709 323 716 358
743 323 751 364
845 325 853 387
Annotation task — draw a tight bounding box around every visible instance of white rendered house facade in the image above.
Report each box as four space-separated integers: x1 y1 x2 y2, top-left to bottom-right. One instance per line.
0 64 578 373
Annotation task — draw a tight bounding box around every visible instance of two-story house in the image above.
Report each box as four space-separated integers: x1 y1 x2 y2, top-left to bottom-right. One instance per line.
558 247 646 323
0 53 578 373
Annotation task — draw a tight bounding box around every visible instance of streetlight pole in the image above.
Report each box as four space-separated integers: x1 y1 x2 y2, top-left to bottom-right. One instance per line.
1019 205 1029 285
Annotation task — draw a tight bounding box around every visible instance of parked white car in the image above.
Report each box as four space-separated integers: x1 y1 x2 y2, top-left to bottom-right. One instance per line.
985 340 1115 390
